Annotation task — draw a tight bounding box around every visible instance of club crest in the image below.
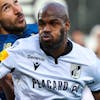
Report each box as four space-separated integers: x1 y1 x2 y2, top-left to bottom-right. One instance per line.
3 43 12 49
71 64 81 79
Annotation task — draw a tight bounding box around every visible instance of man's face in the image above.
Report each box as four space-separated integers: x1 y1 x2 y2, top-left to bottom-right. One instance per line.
0 0 26 34
39 16 66 49
38 3 70 50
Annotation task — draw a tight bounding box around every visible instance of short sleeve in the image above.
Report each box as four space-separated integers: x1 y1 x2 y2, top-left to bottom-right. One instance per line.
0 49 16 69
88 57 100 92
0 63 11 79
0 39 21 71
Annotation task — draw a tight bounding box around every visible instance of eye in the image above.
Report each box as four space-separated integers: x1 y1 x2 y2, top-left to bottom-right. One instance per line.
49 20 61 27
49 21 58 26
14 0 19 5
38 20 46 27
14 0 18 4
3 5 10 12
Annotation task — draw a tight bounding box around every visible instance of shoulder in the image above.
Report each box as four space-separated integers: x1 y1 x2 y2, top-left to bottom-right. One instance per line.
69 40 97 66
23 23 38 37
6 34 39 53
20 34 39 45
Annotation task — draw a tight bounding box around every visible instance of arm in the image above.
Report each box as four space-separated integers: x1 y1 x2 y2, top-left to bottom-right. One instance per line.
0 62 14 100
0 49 17 100
0 74 15 100
92 91 100 100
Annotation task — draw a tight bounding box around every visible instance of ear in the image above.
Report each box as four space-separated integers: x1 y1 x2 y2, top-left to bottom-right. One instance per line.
65 20 70 32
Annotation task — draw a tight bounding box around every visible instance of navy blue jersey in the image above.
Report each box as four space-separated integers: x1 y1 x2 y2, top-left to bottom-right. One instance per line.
23 23 38 37
0 23 38 51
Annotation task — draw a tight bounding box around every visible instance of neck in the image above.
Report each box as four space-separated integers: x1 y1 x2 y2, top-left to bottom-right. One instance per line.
51 43 67 58
41 40 68 58
0 27 22 35
0 27 9 34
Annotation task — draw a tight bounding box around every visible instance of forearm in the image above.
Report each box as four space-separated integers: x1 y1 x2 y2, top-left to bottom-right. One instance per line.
0 75 14 100
93 91 100 100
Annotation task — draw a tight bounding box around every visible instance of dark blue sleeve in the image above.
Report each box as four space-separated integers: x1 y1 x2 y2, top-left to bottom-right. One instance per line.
0 34 18 51
23 23 38 37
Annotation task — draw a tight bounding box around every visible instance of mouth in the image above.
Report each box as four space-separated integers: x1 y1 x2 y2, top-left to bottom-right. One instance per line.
17 14 25 23
41 34 52 41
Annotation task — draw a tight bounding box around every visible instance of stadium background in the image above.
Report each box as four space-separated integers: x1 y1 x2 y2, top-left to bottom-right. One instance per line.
19 0 100 34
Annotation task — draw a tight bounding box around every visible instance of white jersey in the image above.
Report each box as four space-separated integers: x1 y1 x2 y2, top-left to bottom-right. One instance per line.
0 34 100 100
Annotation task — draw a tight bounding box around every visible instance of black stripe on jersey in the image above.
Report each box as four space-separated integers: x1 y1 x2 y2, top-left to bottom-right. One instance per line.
54 40 73 64
55 58 58 64
61 40 73 56
1 63 15 73
11 68 15 73
40 40 73 64
92 90 100 93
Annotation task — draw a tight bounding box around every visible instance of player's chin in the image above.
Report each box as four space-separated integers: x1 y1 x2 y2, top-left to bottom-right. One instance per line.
41 40 53 48
17 22 26 29
41 36 53 43
17 19 26 25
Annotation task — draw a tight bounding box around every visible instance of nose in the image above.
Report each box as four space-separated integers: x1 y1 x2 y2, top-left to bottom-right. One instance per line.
13 5 22 14
43 24 51 32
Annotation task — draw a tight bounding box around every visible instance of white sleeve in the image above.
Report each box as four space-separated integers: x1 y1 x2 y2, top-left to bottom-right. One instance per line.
0 63 11 79
0 39 22 79
1 50 16 69
1 40 21 69
0 43 19 74
82 86 94 100
88 57 100 92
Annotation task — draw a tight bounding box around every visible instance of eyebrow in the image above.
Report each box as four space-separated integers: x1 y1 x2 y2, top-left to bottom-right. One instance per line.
39 18 61 21
50 19 60 21
0 3 8 11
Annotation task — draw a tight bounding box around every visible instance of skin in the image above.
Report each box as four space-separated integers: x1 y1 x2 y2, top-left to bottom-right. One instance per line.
0 0 26 34
0 74 14 100
93 93 100 100
38 2 100 100
0 0 26 100
38 3 70 58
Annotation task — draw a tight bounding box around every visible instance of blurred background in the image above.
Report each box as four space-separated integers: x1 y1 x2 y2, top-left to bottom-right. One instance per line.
19 0 100 34
19 0 100 58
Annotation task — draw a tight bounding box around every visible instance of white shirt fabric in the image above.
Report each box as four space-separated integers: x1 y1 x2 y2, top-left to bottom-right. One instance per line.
82 86 94 100
0 34 100 100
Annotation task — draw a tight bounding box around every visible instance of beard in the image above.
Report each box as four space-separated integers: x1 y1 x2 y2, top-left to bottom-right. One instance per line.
40 28 67 52
0 20 26 34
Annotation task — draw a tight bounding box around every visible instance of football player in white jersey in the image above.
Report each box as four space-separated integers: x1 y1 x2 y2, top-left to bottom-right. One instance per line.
0 2 100 100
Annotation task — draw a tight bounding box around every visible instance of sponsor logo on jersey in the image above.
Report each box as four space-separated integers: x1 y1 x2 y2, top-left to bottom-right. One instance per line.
71 83 80 93
3 43 12 49
27 55 44 61
33 62 40 70
32 79 68 91
0 50 9 61
71 64 81 79
32 78 83 95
